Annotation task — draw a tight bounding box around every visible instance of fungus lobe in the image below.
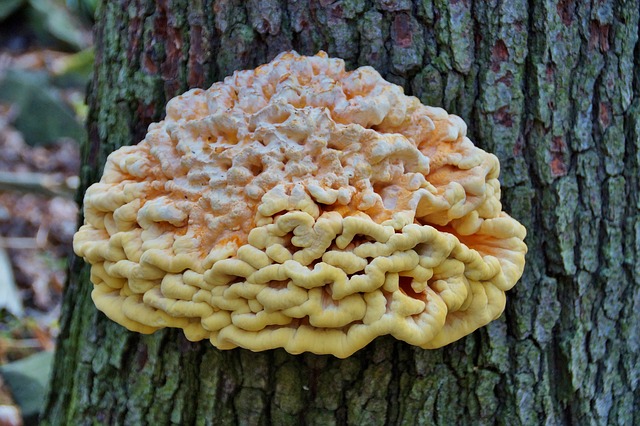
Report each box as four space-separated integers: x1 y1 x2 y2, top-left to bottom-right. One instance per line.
74 52 527 358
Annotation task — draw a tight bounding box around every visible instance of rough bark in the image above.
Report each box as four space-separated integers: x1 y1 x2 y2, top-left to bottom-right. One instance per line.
43 0 640 424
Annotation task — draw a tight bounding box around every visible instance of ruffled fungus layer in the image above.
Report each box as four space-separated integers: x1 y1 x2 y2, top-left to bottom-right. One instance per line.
74 51 527 358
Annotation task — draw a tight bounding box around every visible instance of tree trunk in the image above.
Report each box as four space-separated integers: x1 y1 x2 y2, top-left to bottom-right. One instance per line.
43 0 639 424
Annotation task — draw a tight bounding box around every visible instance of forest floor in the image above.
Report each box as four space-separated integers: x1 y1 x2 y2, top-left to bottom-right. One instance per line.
0 55 82 363
0 114 79 426
0 2 93 424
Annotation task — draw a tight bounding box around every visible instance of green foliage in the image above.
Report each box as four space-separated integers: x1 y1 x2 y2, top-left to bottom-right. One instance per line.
51 47 95 87
65 0 98 21
0 0 24 20
0 351 54 425
0 69 85 146
0 0 91 51
27 0 88 50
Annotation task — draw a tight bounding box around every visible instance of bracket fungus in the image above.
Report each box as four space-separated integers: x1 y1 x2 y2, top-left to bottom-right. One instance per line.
74 52 527 358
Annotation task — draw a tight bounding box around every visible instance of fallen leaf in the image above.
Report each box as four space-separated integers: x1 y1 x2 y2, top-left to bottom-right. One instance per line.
0 246 23 318
0 70 84 146
0 351 52 424
0 405 22 426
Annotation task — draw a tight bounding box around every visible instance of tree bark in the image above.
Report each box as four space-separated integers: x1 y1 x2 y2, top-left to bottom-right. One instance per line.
43 0 639 424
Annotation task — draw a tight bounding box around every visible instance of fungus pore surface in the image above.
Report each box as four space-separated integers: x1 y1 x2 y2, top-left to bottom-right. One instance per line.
74 52 527 358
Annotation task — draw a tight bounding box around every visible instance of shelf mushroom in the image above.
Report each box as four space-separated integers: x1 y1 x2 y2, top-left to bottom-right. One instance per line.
74 52 527 358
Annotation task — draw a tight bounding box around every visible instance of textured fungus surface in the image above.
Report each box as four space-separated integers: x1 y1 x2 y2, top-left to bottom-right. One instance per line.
74 52 527 358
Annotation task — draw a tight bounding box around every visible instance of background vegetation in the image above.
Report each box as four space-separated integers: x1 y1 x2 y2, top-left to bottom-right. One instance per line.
0 1 95 424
